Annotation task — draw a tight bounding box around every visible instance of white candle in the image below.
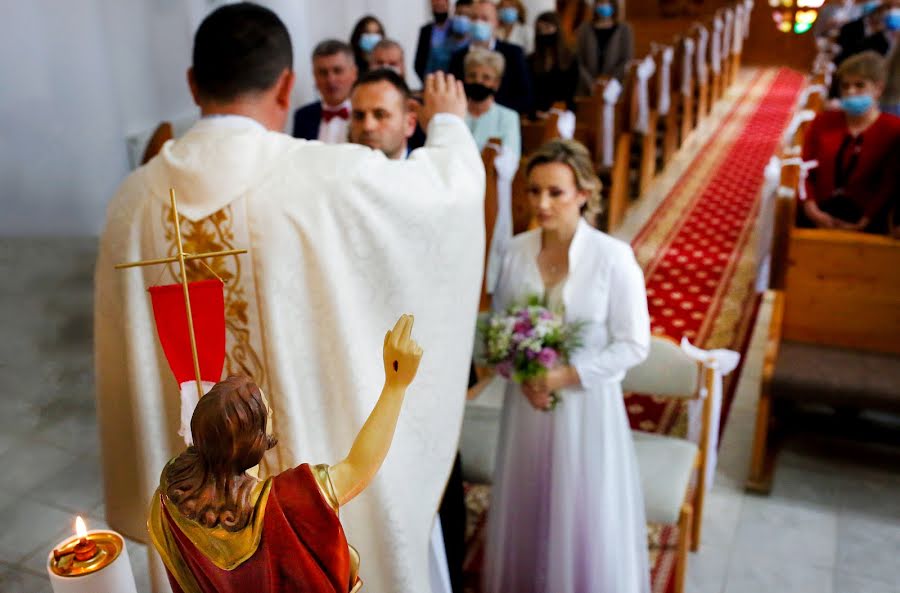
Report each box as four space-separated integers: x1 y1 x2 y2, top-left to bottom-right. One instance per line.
47 517 138 593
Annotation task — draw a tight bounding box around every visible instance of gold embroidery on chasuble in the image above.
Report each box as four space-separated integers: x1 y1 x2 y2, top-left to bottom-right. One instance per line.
161 205 279 475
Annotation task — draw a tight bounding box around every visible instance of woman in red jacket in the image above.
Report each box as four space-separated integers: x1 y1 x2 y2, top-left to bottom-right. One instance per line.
801 51 900 234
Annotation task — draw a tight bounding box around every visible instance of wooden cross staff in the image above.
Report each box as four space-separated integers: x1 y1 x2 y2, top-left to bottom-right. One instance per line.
115 188 247 399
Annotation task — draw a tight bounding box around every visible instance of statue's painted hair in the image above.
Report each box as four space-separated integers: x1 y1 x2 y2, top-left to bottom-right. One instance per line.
164 375 277 531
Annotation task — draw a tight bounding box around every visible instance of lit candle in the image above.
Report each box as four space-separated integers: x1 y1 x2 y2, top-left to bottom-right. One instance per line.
47 516 138 593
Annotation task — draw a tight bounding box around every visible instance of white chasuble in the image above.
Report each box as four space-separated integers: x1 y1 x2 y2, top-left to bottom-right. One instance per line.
94 115 485 593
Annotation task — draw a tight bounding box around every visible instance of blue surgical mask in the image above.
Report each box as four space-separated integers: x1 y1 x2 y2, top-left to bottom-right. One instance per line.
499 7 519 24
885 7 900 30
595 4 615 18
451 15 472 35
840 94 874 116
472 20 493 42
359 32 382 53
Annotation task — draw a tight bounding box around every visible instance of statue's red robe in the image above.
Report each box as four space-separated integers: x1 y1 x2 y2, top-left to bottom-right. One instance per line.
149 464 360 593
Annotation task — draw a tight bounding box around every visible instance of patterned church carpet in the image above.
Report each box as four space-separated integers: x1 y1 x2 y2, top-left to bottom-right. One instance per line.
462 68 806 593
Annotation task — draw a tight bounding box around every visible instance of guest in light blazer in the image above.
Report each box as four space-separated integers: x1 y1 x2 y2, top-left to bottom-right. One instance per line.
575 0 634 95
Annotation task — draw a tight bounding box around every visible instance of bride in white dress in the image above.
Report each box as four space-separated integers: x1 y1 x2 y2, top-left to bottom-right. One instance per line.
482 140 652 593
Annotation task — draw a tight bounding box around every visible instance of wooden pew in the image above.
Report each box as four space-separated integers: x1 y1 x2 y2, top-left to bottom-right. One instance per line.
623 58 659 198
747 229 900 492
574 77 630 231
650 41 679 169
141 122 174 165
749 148 900 491
673 35 696 146
520 102 565 156
691 23 711 124
480 140 501 311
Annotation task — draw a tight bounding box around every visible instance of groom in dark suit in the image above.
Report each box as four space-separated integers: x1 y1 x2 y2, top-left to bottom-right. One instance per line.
292 40 358 142
448 0 533 116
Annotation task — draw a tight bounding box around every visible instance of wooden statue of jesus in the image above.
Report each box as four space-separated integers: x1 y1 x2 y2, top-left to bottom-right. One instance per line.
148 315 423 593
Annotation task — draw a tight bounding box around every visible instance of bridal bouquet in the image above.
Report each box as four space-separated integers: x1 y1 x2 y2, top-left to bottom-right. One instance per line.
475 296 586 410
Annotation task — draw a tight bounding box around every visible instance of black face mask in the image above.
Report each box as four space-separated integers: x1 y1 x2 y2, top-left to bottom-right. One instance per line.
464 82 496 102
536 32 559 47
434 11 449 24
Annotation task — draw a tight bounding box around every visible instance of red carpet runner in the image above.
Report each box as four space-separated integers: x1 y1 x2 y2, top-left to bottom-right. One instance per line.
463 68 805 593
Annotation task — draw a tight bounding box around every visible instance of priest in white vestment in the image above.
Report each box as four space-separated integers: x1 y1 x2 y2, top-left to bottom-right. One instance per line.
93 5 484 593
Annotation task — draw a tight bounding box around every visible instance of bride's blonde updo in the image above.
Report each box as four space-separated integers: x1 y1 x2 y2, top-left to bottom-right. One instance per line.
525 139 603 220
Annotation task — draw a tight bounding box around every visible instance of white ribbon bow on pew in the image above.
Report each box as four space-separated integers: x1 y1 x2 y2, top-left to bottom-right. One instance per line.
744 0 754 38
723 9 734 66
602 78 623 168
680 337 741 490
635 56 657 134
549 107 576 140
656 46 674 116
484 142 518 293
778 156 819 202
711 17 724 75
696 26 709 86
734 5 746 53
682 38 695 96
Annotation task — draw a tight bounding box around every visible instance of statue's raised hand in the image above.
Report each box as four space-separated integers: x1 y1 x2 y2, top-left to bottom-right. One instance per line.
383 314 423 389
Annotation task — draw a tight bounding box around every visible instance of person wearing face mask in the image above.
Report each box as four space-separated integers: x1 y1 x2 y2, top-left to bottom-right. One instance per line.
575 0 634 94
800 51 900 234
463 49 522 161
449 0 535 115
350 15 385 76
528 11 579 115
835 2 892 62
415 0 455 80
496 0 534 54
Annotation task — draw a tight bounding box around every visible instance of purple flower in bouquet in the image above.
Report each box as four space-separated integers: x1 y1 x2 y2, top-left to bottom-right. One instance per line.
513 319 532 335
537 347 558 368
495 360 514 379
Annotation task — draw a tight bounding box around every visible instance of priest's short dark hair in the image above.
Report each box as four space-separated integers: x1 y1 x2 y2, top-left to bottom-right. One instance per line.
192 2 293 102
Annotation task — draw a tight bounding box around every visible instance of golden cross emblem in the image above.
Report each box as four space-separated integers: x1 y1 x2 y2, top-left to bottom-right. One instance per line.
115 188 247 398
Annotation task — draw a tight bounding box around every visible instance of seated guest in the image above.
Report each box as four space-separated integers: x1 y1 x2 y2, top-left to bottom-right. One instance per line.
801 51 900 234
292 40 357 142
348 69 418 160
575 0 634 94
449 0 535 115
371 39 407 78
529 11 579 114
496 0 534 54
464 49 522 161
416 0 477 80
350 15 385 76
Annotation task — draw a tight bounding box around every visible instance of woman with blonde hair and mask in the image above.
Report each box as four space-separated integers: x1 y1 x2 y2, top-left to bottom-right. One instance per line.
481 139 651 593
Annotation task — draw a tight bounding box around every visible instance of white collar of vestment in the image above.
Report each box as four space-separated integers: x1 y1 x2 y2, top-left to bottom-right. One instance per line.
197 113 267 132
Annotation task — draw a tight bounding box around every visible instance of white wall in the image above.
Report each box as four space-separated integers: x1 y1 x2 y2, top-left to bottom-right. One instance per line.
0 0 431 236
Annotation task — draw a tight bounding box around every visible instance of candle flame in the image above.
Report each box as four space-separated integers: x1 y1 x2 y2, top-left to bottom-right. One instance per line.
75 516 87 538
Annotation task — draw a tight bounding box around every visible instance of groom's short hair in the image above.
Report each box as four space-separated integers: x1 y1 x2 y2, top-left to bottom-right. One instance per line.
192 2 293 102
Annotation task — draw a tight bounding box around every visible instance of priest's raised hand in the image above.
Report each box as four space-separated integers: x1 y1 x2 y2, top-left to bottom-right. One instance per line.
148 315 424 593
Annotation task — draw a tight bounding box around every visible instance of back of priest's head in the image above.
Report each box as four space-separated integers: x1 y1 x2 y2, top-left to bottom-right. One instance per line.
188 2 296 130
